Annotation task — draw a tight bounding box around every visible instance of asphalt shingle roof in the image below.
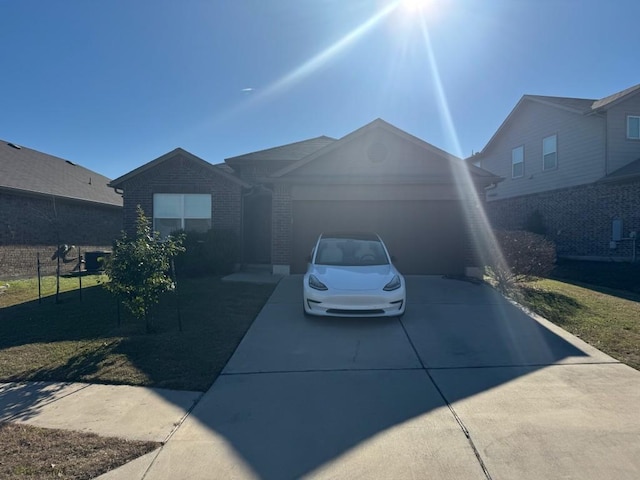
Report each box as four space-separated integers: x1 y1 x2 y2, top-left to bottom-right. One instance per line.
0 140 122 207
525 95 596 113
601 157 640 182
225 136 337 163
592 83 640 110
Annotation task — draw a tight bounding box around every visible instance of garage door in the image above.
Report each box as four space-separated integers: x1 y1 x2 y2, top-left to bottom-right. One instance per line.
291 200 467 275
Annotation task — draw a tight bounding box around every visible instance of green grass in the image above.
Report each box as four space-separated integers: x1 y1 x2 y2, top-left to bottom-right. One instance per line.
0 275 275 391
0 274 106 307
518 278 640 370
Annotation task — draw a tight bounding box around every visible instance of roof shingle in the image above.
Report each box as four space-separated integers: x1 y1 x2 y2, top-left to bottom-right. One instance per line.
0 140 122 207
225 136 336 164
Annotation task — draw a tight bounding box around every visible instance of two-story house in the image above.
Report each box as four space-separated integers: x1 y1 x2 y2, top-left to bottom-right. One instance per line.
471 83 640 261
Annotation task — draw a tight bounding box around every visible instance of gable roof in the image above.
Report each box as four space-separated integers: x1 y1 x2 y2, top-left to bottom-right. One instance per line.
109 147 250 189
270 118 498 183
0 140 122 207
474 83 640 159
225 136 336 166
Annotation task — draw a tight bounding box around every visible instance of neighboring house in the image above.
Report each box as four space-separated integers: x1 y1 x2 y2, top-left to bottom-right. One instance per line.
470 84 640 261
0 140 123 278
110 119 499 277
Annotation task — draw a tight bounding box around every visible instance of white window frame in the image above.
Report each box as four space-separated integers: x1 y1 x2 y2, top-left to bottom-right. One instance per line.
153 193 212 238
512 145 524 178
542 134 557 170
627 115 640 140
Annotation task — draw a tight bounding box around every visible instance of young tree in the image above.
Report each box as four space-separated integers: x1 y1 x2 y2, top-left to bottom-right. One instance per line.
104 206 184 333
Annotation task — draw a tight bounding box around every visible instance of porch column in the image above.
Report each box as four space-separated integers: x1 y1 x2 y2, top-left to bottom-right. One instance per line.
271 183 292 275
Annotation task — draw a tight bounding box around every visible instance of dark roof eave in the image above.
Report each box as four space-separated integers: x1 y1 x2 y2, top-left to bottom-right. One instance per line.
0 185 123 208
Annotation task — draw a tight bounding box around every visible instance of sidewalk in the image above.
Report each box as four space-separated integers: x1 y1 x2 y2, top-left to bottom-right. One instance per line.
0 381 202 443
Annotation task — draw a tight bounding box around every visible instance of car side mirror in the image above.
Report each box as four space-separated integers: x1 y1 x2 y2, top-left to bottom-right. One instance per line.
390 255 397 263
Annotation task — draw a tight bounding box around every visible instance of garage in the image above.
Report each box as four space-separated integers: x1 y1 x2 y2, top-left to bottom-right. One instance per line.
291 199 467 275
267 119 499 277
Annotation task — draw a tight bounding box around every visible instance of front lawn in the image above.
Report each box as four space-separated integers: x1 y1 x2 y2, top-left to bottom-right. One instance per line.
0 275 275 391
517 278 640 370
0 274 274 478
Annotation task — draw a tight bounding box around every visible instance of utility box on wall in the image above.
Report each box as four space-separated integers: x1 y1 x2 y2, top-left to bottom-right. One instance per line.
612 219 623 242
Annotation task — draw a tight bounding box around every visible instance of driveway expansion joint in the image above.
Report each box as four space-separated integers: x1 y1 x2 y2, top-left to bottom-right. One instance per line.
397 316 494 480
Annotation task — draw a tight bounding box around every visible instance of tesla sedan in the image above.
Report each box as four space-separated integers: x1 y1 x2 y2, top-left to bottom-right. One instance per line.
303 232 406 317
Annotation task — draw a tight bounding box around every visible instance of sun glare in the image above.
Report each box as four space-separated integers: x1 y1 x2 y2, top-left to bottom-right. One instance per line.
400 0 432 14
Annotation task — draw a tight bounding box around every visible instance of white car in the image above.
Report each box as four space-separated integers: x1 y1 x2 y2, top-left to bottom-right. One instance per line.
303 233 406 317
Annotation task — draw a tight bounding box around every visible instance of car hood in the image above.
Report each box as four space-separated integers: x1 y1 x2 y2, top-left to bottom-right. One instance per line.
309 265 398 290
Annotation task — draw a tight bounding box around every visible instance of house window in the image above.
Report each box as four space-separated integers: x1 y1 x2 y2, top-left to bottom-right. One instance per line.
153 193 211 238
543 135 557 170
627 116 640 139
512 146 524 178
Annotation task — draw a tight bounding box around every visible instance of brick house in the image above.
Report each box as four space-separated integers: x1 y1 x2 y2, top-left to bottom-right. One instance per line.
0 140 123 278
469 83 640 261
110 119 499 276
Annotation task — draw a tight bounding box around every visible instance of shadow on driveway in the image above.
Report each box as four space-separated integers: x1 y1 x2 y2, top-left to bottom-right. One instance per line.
141 275 632 480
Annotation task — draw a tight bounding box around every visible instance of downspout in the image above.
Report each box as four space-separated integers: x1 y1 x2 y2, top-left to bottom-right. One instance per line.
604 113 609 176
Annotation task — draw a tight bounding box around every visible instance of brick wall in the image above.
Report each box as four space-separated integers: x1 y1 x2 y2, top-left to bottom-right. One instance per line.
0 191 122 278
119 154 243 237
271 183 292 267
0 192 121 245
485 180 640 260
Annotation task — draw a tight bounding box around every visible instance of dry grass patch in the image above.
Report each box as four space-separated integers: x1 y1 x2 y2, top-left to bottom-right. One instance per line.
0 422 159 479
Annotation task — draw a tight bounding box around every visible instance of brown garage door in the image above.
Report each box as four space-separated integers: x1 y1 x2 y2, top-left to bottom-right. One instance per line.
291 200 467 275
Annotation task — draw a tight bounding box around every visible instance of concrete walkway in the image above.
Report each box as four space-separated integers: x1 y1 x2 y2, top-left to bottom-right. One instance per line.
4 275 640 479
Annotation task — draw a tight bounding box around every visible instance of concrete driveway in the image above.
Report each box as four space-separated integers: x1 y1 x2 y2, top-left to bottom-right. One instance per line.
136 275 640 480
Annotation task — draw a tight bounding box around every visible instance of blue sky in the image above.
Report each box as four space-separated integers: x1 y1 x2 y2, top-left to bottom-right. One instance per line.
1 0 639 180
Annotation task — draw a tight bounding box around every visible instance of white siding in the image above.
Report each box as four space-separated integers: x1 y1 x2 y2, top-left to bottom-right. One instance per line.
605 92 640 173
481 101 606 201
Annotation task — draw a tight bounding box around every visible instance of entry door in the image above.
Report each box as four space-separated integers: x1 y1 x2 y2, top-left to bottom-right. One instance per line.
243 192 272 264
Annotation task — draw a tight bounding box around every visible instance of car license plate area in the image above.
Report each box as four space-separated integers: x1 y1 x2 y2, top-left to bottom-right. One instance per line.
326 308 385 315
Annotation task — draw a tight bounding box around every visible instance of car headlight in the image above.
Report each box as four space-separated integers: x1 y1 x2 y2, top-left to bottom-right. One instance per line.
383 275 401 291
308 274 328 291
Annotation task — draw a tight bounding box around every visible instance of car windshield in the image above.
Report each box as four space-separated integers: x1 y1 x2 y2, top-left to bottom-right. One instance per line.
314 237 389 266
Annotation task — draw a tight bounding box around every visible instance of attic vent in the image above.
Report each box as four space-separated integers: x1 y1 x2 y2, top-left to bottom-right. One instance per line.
7 142 21 150
65 160 76 166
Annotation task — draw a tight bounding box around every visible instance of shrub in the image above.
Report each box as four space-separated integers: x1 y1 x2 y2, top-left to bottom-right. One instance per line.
174 228 239 277
523 210 547 236
486 230 556 292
